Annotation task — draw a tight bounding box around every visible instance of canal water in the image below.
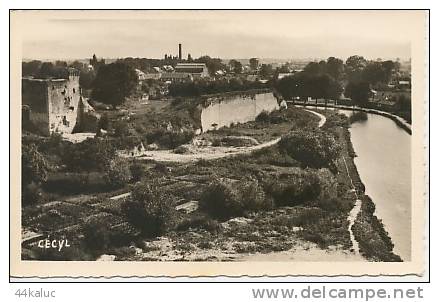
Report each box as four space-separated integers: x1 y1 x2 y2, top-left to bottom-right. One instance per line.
201 97 411 261
338 109 412 261
200 92 279 132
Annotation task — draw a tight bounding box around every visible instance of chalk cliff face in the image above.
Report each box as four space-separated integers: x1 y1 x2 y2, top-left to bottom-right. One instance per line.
22 69 98 136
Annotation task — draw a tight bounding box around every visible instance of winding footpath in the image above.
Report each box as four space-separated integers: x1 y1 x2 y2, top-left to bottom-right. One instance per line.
342 156 362 255
303 109 326 127
123 109 326 163
291 102 411 134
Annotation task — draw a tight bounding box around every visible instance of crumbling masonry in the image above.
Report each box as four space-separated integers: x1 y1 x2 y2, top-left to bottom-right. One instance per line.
22 68 98 136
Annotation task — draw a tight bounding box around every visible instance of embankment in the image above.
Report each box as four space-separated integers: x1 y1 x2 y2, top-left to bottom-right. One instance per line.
290 102 411 135
338 126 402 262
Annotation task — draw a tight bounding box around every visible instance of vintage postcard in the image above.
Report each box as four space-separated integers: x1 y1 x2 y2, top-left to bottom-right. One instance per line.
10 10 429 278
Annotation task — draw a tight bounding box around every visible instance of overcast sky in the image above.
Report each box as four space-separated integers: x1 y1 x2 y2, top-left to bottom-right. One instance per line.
17 10 415 61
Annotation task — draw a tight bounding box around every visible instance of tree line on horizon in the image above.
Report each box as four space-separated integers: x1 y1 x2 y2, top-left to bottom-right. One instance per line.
274 55 403 106
22 54 406 109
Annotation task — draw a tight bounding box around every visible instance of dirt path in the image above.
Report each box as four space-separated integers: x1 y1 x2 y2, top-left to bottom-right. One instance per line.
342 156 362 255
302 109 327 127
125 108 326 163
133 137 282 163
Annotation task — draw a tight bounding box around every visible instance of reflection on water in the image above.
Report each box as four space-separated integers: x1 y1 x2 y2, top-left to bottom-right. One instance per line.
338 109 412 261
200 92 279 132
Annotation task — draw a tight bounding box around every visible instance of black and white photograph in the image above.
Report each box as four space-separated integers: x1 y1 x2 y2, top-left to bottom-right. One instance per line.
9 9 428 278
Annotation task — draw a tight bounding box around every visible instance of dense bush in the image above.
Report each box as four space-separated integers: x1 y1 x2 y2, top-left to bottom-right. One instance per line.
144 128 194 149
22 182 44 206
266 172 320 206
98 113 110 131
113 120 130 137
255 110 289 125
279 130 341 169
177 213 222 233
129 161 144 182
264 169 337 207
43 172 107 195
291 208 324 226
105 158 132 188
200 180 240 220
313 168 338 201
200 178 270 220
82 218 139 254
349 111 368 123
252 146 299 167
316 197 351 213
240 180 272 211
61 138 116 172
121 182 176 237
92 62 138 108
159 130 194 149
22 144 49 206
37 133 64 155
22 144 49 186
255 110 271 123
83 218 111 251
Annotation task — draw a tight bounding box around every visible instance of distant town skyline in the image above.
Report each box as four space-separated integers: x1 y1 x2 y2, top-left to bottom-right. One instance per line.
18 10 414 61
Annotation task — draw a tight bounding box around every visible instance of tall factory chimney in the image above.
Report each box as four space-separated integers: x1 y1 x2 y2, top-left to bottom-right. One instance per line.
178 43 182 60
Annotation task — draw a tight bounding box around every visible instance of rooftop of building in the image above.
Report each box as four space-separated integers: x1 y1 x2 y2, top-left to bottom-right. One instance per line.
161 72 193 79
22 76 67 82
175 63 207 67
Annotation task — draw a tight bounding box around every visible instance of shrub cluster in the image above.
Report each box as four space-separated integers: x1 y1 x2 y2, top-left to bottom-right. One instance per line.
145 128 194 149
252 147 299 167
255 110 271 123
264 169 337 207
279 130 341 169
129 161 144 182
121 181 176 237
22 182 44 206
113 120 130 137
255 110 288 124
82 218 140 256
61 138 116 172
349 111 368 123
105 158 132 188
43 172 107 195
22 143 49 186
200 178 270 221
176 213 222 233
22 143 50 206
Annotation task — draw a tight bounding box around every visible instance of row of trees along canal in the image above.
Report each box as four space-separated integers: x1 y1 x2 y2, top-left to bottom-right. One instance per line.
274 56 411 122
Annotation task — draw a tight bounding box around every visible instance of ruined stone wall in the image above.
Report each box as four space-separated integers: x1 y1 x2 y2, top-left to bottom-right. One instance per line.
48 74 81 134
22 71 82 136
75 98 100 133
22 79 50 136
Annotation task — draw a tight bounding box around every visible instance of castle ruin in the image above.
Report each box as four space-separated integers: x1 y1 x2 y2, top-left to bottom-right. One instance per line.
22 68 97 136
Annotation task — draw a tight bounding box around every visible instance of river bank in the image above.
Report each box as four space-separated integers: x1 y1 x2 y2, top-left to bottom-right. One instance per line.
336 124 402 262
344 109 411 261
288 102 412 135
